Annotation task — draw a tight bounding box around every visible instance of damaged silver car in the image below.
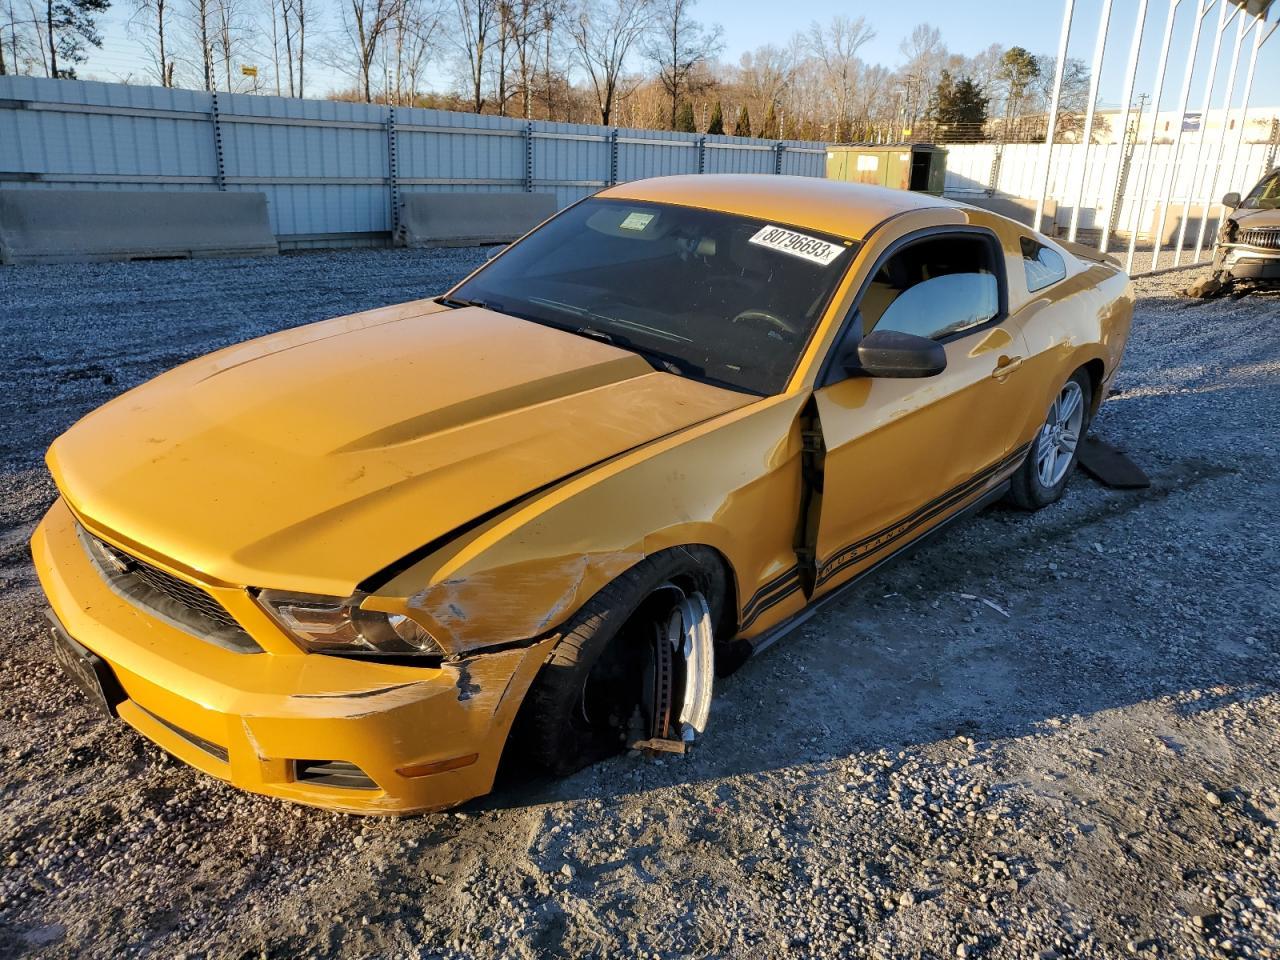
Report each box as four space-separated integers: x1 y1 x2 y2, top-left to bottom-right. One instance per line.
1203 168 1280 294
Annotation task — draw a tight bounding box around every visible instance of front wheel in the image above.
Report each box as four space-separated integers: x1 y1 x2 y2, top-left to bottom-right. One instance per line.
516 548 726 776
1007 369 1092 510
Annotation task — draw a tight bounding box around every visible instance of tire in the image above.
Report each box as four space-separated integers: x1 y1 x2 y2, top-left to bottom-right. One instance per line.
1007 368 1093 511
517 547 728 776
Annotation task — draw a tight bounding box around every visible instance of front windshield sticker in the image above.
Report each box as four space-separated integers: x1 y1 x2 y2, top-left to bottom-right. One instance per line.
748 225 846 266
620 211 656 231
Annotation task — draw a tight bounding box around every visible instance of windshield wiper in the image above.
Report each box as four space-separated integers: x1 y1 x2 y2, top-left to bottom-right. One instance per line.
573 325 617 345
438 295 490 309
571 325 702 378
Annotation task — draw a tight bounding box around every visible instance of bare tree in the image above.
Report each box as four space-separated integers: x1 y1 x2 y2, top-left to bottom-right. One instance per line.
264 0 283 92
214 0 249 90
495 0 545 118
736 42 793 130
1 0 41 74
490 0 514 113
534 0 566 119
177 0 216 90
738 44 792 107
384 0 440 103
454 0 495 112
644 0 721 129
568 0 652 126
897 23 944 126
14 0 49 76
130 0 175 85
805 14 875 142
280 0 308 96
338 0 402 101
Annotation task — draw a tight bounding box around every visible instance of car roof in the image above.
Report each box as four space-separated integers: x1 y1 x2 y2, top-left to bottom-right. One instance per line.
599 174 962 241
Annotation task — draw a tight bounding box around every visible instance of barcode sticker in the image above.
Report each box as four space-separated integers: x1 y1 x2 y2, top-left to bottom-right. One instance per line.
748 225 845 265
620 211 655 231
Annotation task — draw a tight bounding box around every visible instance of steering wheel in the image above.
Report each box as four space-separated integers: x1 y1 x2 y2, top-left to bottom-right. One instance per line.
732 309 800 341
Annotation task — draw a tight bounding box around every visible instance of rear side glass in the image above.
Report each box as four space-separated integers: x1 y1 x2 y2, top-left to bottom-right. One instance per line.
1021 237 1067 292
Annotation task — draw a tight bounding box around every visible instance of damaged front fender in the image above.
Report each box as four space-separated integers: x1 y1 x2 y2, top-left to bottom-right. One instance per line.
399 550 644 651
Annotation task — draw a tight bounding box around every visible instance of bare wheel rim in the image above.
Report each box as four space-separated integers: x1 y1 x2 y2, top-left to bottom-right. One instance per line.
576 587 714 744
1035 380 1085 488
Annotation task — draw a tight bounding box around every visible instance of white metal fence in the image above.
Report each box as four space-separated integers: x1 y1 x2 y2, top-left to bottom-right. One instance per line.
943 138 1278 246
0 77 828 249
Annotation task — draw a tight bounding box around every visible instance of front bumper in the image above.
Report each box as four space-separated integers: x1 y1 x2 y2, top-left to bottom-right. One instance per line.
1217 244 1280 281
32 498 553 814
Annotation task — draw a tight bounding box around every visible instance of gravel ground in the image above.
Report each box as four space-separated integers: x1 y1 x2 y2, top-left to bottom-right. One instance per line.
1 251 1278 960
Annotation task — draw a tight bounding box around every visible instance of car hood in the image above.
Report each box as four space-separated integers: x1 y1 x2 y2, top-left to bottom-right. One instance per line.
1230 207 1280 229
49 301 752 595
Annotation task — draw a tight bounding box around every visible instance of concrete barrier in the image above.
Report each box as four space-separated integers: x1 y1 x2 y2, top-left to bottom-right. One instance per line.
0 189 277 265
955 195 1059 235
398 192 559 248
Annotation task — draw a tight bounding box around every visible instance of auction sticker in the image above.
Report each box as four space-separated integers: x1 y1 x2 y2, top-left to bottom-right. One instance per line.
748 225 845 265
620 211 656 231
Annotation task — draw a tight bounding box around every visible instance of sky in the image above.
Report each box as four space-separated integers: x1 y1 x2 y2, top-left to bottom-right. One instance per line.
77 0 1279 116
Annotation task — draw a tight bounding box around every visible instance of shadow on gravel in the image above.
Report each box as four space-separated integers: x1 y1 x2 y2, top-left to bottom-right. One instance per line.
477 400 1279 812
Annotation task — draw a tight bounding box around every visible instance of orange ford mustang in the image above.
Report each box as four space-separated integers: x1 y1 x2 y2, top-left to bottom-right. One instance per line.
33 176 1133 813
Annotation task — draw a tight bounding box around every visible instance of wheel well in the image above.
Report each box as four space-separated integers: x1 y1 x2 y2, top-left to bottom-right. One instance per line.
1080 359 1106 415
663 544 739 642
610 544 744 676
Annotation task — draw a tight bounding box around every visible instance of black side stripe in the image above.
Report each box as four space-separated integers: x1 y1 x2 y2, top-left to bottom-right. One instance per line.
740 564 800 622
736 441 1032 633
741 580 803 632
816 441 1031 587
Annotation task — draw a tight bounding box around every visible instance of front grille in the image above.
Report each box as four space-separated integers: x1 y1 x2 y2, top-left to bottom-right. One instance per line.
76 524 261 653
95 537 239 630
295 760 378 790
1239 228 1280 251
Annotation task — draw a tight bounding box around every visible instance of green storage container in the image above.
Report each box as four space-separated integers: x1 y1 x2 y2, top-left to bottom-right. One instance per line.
826 143 947 196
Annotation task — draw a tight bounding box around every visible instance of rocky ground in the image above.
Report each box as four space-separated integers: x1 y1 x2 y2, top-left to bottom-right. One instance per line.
0 252 1277 959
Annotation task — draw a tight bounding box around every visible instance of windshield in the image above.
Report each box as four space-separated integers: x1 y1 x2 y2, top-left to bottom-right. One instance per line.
447 198 857 394
1242 171 1280 210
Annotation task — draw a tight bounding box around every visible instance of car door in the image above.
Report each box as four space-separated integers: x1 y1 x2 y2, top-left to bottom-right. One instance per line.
809 227 1040 595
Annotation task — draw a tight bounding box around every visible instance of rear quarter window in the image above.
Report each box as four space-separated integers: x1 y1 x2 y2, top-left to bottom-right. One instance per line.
1021 237 1067 292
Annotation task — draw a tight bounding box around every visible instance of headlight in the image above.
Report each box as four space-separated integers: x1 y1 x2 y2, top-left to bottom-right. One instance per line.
256 590 444 656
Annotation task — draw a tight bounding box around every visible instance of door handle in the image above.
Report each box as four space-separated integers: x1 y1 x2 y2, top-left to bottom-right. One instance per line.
992 355 1024 379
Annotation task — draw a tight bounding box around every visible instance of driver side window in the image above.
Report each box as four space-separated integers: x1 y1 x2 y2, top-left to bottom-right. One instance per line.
860 234 1001 340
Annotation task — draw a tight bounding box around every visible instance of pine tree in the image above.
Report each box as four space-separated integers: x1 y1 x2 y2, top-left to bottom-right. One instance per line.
44 0 110 78
930 70 988 131
996 46 1039 123
674 100 696 133
706 99 724 135
760 102 779 139
733 105 751 138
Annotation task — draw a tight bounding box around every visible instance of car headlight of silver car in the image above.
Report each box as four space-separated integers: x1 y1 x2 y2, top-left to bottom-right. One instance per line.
256 589 444 656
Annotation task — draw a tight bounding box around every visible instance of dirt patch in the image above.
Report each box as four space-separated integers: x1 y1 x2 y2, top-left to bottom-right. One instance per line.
1 254 1277 959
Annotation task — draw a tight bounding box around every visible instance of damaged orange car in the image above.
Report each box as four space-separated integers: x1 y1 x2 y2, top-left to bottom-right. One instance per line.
33 176 1133 813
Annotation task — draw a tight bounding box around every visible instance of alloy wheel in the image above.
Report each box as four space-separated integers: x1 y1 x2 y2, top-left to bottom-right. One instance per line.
1035 380 1085 488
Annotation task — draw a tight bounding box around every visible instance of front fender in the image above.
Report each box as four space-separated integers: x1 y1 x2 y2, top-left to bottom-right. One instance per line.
370 392 809 652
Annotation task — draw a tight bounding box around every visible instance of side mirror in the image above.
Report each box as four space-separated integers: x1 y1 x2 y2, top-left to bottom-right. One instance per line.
843 329 947 379
1222 192 1241 208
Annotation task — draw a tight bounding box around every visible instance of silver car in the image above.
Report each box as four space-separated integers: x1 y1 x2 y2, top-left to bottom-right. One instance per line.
1215 168 1280 286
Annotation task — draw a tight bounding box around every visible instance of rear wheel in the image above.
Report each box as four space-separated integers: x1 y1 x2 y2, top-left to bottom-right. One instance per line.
1007 369 1092 510
519 548 726 776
